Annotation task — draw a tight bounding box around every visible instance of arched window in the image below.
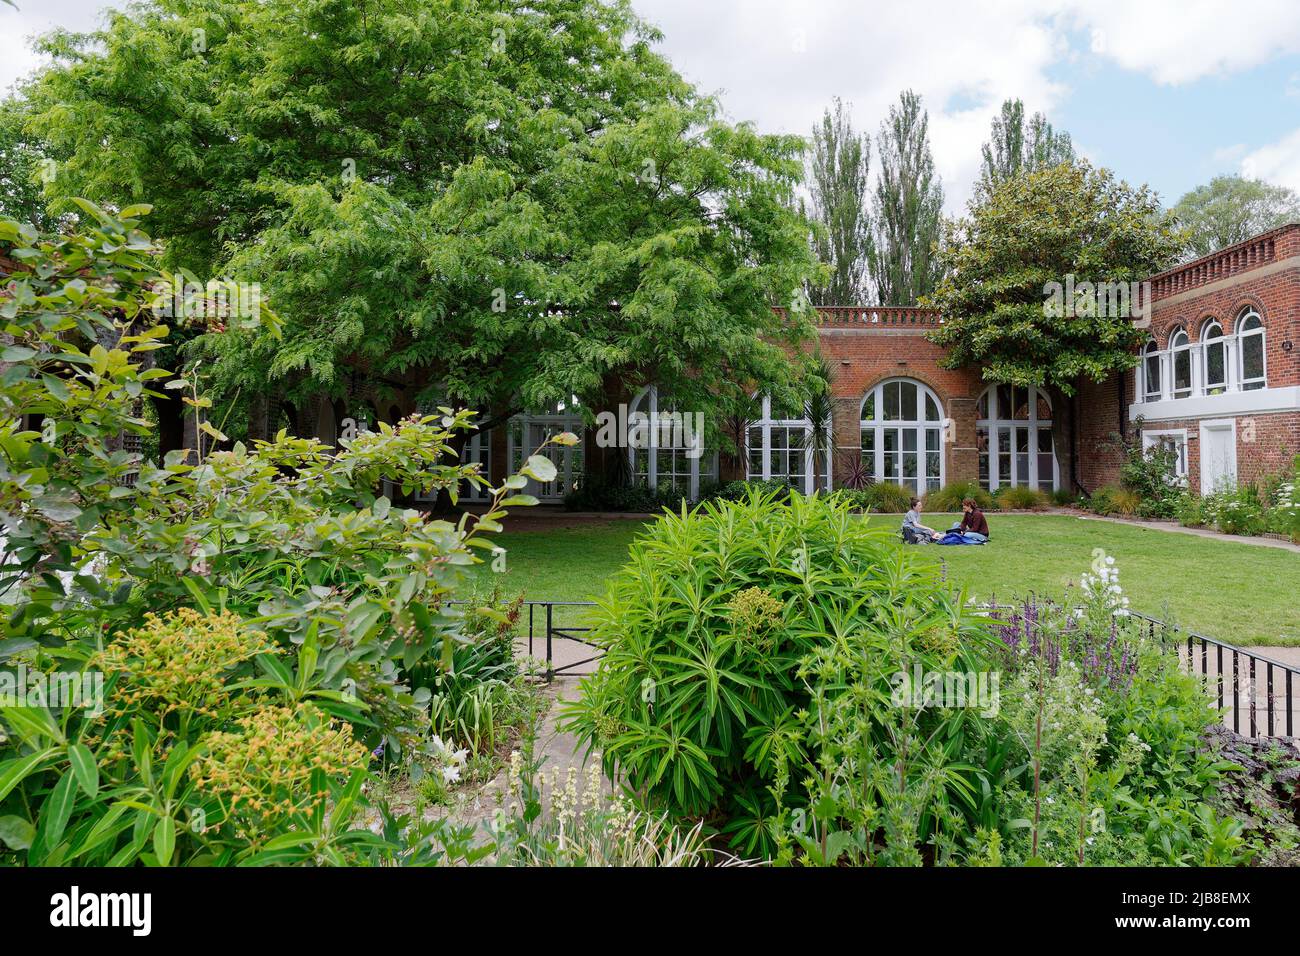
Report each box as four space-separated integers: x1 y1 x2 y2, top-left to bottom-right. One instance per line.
509 396 585 501
860 378 944 493
976 385 1056 492
1202 319 1226 394
626 386 716 499
1237 308 1266 391
1142 339 1162 402
745 394 831 493
1169 329 1193 399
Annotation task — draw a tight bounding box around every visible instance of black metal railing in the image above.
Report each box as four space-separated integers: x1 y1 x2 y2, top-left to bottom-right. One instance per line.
495 600 1298 733
522 601 599 679
1133 612 1297 740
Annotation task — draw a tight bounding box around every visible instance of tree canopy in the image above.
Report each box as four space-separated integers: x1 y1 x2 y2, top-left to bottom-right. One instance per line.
868 90 943 307
805 98 872 306
927 161 1184 396
16 0 818 436
976 98 1074 200
1169 174 1300 262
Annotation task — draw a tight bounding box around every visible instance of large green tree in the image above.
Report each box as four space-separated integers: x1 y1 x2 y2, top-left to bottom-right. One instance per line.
926 161 1184 487
869 90 943 307
1169 174 1300 261
17 0 817 455
805 98 872 306
976 98 1074 199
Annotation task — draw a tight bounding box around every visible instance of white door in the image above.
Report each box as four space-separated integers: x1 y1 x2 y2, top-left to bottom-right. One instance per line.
1199 420 1237 495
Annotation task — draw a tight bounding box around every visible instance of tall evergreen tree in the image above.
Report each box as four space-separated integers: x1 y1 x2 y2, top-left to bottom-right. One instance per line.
805 98 872 306
977 98 1075 198
869 90 944 306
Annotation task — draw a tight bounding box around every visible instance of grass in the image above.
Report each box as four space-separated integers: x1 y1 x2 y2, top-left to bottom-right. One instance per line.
472 512 1300 646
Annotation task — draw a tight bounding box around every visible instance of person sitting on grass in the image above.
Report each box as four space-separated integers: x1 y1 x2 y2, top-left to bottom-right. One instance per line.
949 497 990 542
902 497 941 543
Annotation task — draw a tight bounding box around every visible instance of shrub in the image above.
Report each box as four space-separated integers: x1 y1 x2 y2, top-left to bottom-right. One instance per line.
564 479 687 512
698 478 797 504
992 485 1049 511
1119 434 1185 518
1050 488 1075 506
925 481 993 512
562 490 994 856
1208 486 1266 536
0 609 377 865
1087 484 1141 516
1176 493 1207 527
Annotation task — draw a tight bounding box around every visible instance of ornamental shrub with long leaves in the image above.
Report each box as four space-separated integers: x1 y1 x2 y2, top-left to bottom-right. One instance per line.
562 489 1000 856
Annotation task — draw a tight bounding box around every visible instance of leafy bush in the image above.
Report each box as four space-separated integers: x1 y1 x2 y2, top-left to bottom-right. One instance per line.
698 478 796 504
988 575 1245 867
562 490 994 856
924 481 993 512
1119 434 1185 519
564 478 691 512
992 485 1049 511
1086 484 1141 517
1050 488 1075 506
0 609 377 865
1205 485 1266 536
834 481 914 514
0 207 564 866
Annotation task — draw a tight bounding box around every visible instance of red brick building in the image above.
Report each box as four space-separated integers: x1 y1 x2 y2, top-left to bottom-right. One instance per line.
477 223 1300 503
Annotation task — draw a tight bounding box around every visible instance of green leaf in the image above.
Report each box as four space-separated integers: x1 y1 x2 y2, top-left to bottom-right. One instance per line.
0 815 35 851
0 748 58 801
43 769 79 850
152 816 175 867
521 454 557 483
68 743 99 799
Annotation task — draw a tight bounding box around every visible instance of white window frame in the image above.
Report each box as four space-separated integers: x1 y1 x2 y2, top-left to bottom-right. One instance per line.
626 386 716 500
1169 329 1194 399
1141 339 1163 402
1141 428 1189 485
1237 308 1267 392
975 385 1058 493
745 394 832 494
509 398 585 501
860 378 946 495
1201 319 1228 394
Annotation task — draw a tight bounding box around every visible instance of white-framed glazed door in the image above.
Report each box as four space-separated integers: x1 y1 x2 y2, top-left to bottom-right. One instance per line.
1199 419 1237 495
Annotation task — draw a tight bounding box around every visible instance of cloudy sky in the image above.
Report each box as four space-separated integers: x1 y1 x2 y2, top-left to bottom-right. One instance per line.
3 0 1300 213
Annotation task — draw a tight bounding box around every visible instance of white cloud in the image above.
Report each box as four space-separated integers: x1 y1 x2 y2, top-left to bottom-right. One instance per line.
1057 0 1300 86
1241 128 1300 193
632 0 1300 213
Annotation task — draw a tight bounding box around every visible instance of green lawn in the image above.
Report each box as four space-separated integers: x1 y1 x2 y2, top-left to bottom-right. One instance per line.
472 513 1300 646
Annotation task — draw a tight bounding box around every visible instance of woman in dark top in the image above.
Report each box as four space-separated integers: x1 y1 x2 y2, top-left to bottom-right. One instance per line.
958 498 990 541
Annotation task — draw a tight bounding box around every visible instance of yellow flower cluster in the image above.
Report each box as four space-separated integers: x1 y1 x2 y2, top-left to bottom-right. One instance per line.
189 703 369 838
94 608 279 723
727 587 785 643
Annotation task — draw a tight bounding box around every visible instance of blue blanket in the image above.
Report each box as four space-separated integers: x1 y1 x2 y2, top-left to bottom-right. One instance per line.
937 532 987 546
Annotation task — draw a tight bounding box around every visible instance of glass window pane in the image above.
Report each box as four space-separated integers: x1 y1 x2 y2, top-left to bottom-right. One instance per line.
883 429 897 452
1206 342 1225 388
862 392 875 421
1036 394 1051 420
884 382 900 420
1145 355 1161 397
1242 334 1264 385
1174 350 1191 394
901 382 917 422
996 385 1011 420
902 429 917 452
925 394 940 421
1013 388 1029 420
926 428 940 451
977 391 989 419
